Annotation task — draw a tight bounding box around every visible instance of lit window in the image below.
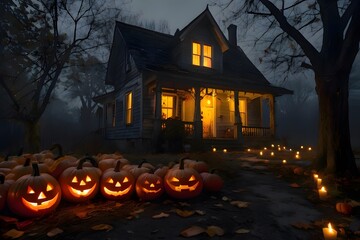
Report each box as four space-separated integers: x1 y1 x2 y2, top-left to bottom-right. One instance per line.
162 95 175 119
203 45 212 68
125 92 132 124
192 43 201 66
192 42 212 68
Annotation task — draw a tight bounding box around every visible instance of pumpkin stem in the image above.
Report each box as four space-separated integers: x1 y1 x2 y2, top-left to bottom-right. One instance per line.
179 157 188 170
0 174 4 184
32 163 40 176
138 159 147 168
24 157 31 167
114 160 121 172
77 156 98 169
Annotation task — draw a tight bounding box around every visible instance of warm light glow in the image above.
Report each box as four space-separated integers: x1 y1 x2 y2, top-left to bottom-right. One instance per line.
192 42 201 66
271 144 274 147
223 149 227 153
317 178 322 188
68 184 97 198
296 151 300 155
123 177 129 183
323 222 337 240
295 154 300 159
308 147 312 151
80 180 86 186
260 151 263 156
72 176 78 183
166 180 199 192
212 147 217 152
264 147 267 150
22 193 59 212
206 99 211 105
108 178 114 183
103 185 132 196
283 146 286 150
189 175 196 181
318 186 327 200
170 177 179 182
282 160 287 164
314 174 318 179
161 95 174 119
289 149 292 151
203 45 212 68
301 146 304 149
247 148 251 152
27 186 35 194
86 176 91 182
328 223 333 232
126 92 133 124
320 186 326 192
271 152 274 156
38 192 46 200
46 184 54 191
278 147 281 151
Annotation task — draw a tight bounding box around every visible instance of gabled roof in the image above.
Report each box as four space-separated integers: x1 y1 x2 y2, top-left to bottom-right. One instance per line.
176 6 229 52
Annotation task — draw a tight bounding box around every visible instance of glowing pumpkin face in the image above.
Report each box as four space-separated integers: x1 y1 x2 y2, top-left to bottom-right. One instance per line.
59 156 101 202
164 158 203 199
7 163 61 218
100 160 135 200
135 172 164 200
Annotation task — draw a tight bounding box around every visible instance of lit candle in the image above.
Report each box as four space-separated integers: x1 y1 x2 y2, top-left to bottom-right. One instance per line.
271 152 274 156
295 154 300 159
322 222 337 240
289 149 292 151
247 148 251 152
317 178 322 188
283 146 286 150
259 151 263 156
308 147 312 151
212 147 216 152
264 147 267 150
282 160 287 164
223 148 227 153
278 147 281 151
271 144 274 148
318 186 327 200
296 151 300 155
313 174 319 184
301 146 304 149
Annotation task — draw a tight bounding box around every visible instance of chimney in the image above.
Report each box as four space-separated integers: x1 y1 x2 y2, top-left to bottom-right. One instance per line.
227 24 237 46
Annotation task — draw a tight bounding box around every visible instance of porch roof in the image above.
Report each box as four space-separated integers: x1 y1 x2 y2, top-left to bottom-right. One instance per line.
144 67 293 96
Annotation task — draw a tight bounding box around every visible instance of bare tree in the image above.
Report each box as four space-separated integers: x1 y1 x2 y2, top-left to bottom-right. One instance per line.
214 0 359 175
0 0 126 152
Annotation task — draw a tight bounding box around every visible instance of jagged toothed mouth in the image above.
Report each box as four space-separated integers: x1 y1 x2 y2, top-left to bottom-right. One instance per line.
21 193 59 211
103 185 132 196
68 184 97 197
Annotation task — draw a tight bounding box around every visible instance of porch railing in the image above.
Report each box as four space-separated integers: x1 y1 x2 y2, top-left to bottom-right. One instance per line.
242 126 270 137
161 119 194 137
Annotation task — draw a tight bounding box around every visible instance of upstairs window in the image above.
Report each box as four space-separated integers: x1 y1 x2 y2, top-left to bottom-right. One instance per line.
125 92 133 125
192 42 212 68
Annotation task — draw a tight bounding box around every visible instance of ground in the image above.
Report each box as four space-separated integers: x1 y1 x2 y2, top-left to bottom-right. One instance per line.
1 148 360 239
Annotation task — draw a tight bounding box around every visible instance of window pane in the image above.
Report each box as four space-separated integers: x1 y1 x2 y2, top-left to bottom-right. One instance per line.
203 45 211 57
126 92 132 124
192 42 200 55
192 55 200 66
203 57 211 68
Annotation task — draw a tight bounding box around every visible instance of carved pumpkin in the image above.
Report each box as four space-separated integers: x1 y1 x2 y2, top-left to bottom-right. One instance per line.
7 163 61 218
336 202 352 215
59 156 101 202
164 158 203 199
100 160 135 200
0 174 13 211
200 170 224 192
136 172 164 201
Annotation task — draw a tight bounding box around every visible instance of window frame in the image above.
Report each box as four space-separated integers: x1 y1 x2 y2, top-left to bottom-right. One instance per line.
192 42 212 68
161 94 176 119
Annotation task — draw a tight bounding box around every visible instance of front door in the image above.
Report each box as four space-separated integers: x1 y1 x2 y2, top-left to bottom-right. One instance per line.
201 95 216 138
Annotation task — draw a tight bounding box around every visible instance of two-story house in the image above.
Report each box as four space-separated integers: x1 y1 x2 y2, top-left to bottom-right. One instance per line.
94 7 292 152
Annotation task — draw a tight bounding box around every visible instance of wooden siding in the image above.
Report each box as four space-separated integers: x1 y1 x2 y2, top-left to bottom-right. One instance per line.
106 75 142 139
247 97 261 127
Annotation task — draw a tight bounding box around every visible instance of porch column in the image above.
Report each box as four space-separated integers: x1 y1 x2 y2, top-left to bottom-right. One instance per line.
152 84 162 151
234 91 243 144
193 87 202 140
269 95 275 137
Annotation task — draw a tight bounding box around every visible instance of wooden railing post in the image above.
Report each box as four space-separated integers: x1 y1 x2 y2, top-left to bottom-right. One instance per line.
152 84 162 151
234 91 243 145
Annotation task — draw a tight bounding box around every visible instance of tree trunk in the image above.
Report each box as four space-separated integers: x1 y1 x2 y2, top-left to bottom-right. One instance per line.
24 120 40 153
315 73 358 176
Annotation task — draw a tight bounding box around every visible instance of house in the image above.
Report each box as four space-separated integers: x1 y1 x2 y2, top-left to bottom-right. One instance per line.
94 7 292 152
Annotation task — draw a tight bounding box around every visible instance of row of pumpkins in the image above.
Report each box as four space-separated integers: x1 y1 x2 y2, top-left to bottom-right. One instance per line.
0 146 223 218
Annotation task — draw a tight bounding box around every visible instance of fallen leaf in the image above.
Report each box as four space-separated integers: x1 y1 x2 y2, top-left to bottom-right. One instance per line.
132 208 144 215
91 224 113 232
349 199 360 207
180 226 205 237
179 202 191 207
2 229 24 239
291 222 314 230
289 183 301 188
206 225 224 237
214 203 223 208
230 201 249 208
16 220 33 230
222 196 229 201
195 210 206 215
47 228 63 237
175 209 195 217
152 212 170 219
235 228 250 234
0 215 18 223
75 210 90 219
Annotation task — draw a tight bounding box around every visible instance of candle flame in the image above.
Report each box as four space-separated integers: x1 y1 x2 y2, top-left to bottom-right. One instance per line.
320 186 326 192
328 222 333 232
314 174 318 178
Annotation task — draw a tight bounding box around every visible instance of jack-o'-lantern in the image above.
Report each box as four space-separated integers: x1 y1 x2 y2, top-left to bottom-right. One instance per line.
59 156 101 202
136 172 164 200
0 174 13 211
164 158 203 199
7 163 61 218
100 160 135 200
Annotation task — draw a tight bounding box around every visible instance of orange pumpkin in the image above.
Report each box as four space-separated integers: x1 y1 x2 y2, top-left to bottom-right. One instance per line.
200 170 224 192
7 163 61 218
128 160 151 180
59 156 101 202
100 160 135 200
164 158 203 199
293 167 304 175
98 158 129 172
10 157 50 180
336 202 352 215
188 160 209 173
136 172 164 200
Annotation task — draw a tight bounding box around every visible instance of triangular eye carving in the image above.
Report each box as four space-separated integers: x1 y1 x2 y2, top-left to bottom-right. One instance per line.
123 177 129 183
108 178 114 184
46 184 54 191
27 186 35 194
72 176 78 183
171 177 179 182
156 180 161 184
86 176 91 182
145 180 150 184
189 175 196 181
